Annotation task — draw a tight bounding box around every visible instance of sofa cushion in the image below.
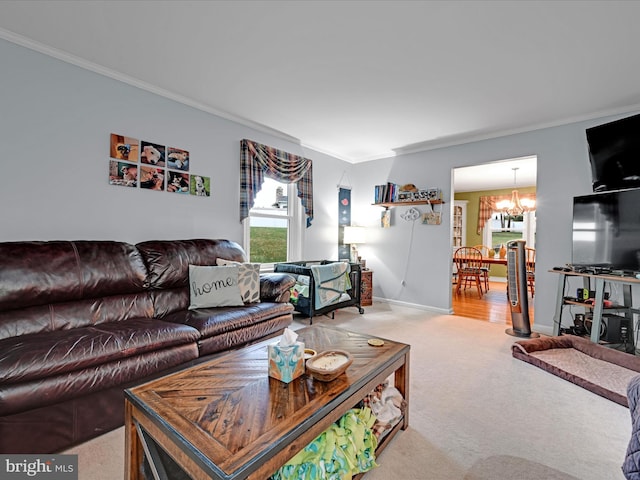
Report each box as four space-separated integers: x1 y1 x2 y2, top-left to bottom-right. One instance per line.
0 319 200 384
216 258 261 304
0 292 155 341
163 302 294 338
0 343 199 417
259 273 297 303
197 313 293 356
0 241 148 312
188 265 244 308
137 239 246 290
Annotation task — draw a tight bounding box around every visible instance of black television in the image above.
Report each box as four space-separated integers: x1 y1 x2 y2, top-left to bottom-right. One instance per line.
586 113 640 192
572 188 640 272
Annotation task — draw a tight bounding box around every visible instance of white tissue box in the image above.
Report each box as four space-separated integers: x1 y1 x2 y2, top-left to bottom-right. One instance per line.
268 341 305 383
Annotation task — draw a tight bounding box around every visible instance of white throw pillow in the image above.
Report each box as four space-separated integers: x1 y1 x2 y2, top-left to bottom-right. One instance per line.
216 258 261 303
188 265 244 309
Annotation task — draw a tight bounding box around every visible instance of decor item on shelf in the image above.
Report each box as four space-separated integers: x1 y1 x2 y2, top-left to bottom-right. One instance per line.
375 182 444 204
495 168 536 215
343 226 367 263
499 244 507 259
396 183 418 202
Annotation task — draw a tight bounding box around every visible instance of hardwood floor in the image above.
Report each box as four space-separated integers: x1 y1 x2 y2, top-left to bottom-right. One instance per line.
452 280 535 325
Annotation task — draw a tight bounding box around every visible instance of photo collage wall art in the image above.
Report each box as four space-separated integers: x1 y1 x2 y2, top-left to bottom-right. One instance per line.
108 133 210 196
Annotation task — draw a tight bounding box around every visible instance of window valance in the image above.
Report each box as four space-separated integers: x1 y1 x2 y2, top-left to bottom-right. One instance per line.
476 193 536 234
240 139 314 227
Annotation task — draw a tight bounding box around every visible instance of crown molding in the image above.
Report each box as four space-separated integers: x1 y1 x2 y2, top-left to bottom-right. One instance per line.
394 105 640 157
0 27 301 146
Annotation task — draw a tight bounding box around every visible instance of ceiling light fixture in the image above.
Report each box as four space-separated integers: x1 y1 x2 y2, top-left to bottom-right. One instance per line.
496 168 536 215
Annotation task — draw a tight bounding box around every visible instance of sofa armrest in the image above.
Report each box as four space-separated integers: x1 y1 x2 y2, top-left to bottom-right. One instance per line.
260 273 296 303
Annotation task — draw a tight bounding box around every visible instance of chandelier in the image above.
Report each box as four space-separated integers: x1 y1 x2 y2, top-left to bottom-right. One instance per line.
495 168 536 216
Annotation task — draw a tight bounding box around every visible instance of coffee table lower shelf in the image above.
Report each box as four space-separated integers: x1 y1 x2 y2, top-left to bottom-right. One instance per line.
131 409 405 480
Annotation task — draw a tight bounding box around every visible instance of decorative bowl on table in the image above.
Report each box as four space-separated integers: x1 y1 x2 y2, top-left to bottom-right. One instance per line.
305 350 353 382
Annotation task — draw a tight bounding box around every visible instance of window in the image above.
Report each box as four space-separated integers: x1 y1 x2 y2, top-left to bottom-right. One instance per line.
243 177 302 268
483 211 536 251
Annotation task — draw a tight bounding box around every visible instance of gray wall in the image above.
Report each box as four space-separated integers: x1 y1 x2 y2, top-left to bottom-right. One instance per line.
0 37 349 263
351 115 639 334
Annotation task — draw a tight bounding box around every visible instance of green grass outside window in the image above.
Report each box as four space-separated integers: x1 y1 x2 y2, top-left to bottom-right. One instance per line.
250 226 287 263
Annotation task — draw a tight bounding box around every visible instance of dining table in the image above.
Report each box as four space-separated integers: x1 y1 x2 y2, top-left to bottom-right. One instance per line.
453 255 508 266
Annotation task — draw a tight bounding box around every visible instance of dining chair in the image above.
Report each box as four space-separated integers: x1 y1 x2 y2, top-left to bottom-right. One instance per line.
473 244 492 292
453 247 484 298
525 247 536 297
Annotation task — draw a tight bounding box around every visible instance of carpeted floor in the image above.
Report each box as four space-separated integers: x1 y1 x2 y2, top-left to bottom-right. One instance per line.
64 303 633 479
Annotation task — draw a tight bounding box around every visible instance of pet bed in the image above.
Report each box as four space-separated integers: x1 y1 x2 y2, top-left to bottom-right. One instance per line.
512 334 640 406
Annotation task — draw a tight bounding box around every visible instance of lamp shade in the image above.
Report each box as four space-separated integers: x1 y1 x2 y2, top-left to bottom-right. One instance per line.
343 226 367 245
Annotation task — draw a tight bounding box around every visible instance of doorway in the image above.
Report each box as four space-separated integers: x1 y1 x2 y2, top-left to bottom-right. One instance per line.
451 156 537 324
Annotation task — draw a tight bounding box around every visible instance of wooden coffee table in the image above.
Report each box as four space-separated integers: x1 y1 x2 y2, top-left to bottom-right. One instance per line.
125 325 410 480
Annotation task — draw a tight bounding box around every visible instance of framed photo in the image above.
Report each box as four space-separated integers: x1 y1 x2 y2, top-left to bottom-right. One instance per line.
141 141 166 167
139 166 165 191
167 147 189 171
110 134 139 162
109 160 137 188
190 175 210 196
167 171 190 194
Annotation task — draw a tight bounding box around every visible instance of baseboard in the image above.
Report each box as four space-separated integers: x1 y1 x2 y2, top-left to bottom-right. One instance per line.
372 297 452 315
531 324 554 336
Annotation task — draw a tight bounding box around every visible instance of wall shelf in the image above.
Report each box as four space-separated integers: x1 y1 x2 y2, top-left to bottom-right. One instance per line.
372 200 444 209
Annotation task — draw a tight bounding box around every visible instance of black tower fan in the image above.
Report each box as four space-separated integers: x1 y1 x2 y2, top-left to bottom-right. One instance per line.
506 240 539 338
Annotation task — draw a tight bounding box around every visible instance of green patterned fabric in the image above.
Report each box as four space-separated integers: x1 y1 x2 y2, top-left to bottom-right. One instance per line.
271 408 378 480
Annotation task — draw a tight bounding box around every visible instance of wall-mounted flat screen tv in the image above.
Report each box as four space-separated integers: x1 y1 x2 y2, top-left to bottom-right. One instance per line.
587 113 640 192
572 188 640 272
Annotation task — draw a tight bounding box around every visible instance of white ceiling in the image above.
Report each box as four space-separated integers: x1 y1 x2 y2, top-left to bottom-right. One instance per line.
0 1 638 190
454 156 536 192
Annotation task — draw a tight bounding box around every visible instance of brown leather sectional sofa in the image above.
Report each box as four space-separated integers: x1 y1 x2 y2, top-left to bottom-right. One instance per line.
0 239 295 453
